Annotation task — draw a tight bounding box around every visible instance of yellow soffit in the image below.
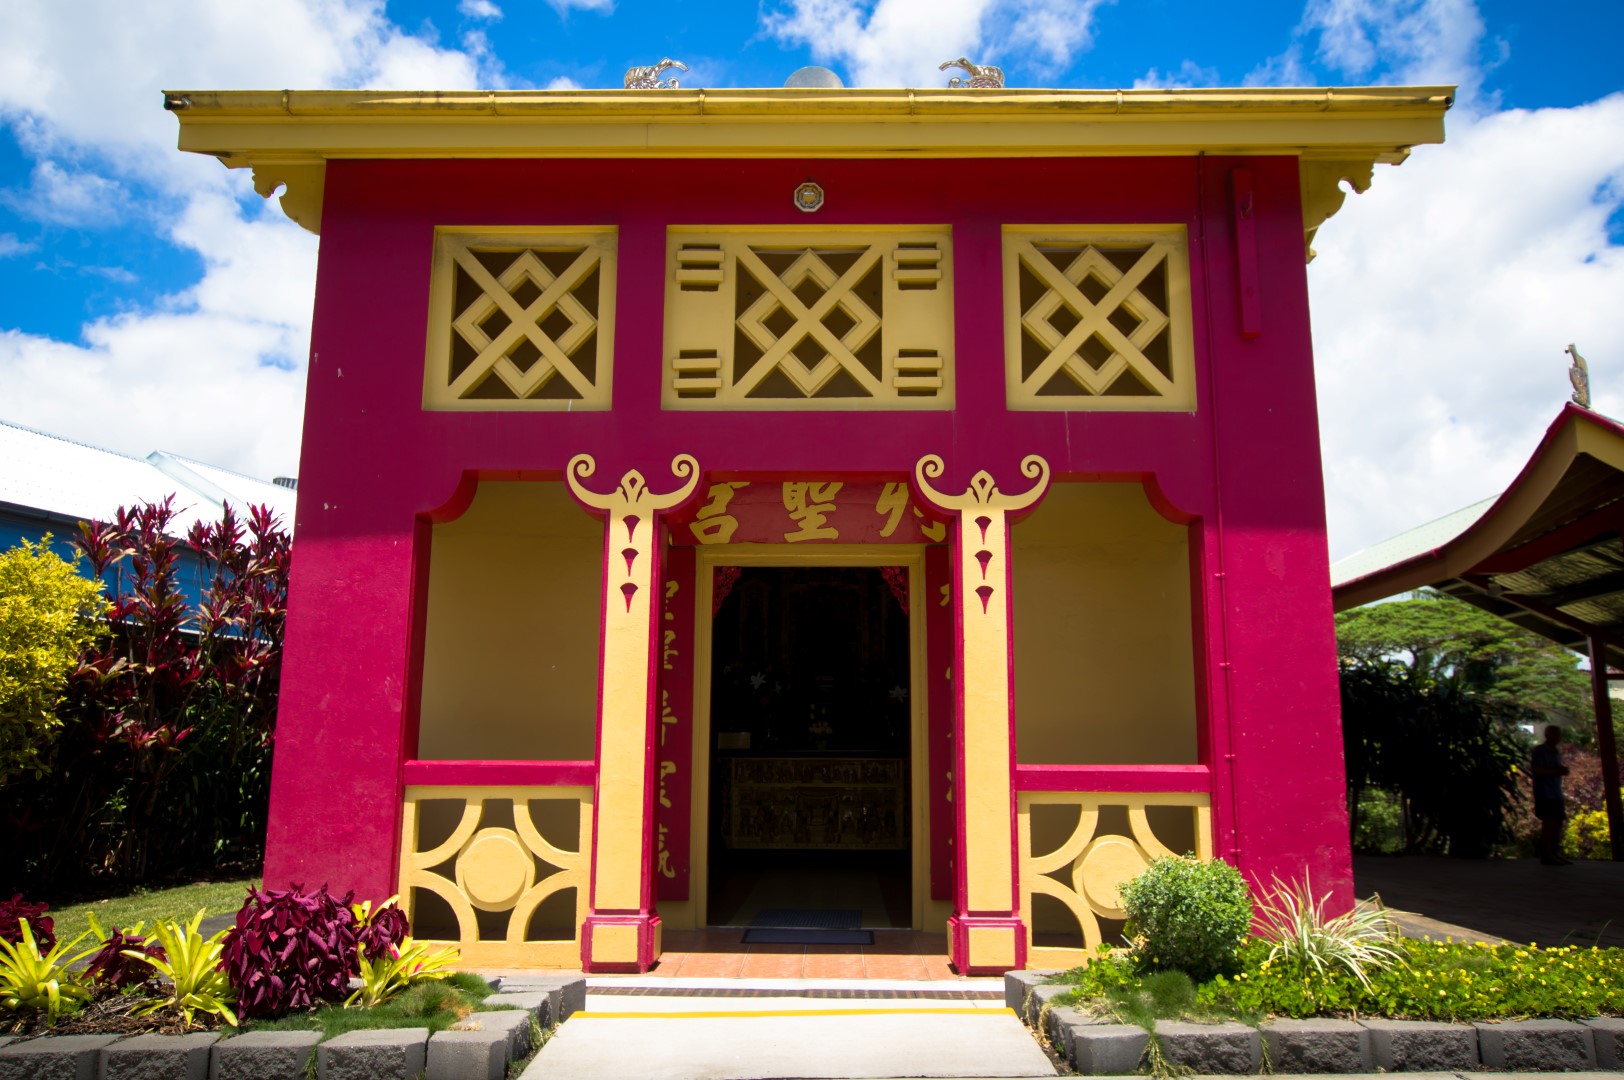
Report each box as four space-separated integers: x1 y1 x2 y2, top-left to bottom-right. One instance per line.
165 85 1452 249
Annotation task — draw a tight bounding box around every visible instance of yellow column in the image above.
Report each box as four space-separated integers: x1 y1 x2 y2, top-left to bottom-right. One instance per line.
913 454 1049 974
567 453 699 972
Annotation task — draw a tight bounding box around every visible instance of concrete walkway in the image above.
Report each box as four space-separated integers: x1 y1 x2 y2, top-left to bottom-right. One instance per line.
1354 855 1624 948
521 977 1057 1080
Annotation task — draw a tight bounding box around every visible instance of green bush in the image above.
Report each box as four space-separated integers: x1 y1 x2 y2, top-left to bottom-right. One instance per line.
1565 801 1617 859
1118 856 1253 982
1352 788 1405 854
0 538 104 785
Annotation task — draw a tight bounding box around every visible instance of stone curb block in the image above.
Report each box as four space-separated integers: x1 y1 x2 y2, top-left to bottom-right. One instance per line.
1042 1005 1103 1064
481 991 552 1028
1003 969 1062 1015
0 1035 122 1080
1358 1017 1480 1071
1474 1018 1595 1072
102 1032 220 1080
1587 1018 1624 1069
1158 1021 1262 1074
460 1007 533 1060
1022 983 1073 1028
316 1027 429 1080
209 1031 321 1080
492 976 585 1023
1263 1018 1371 1073
1068 1022 1149 1075
426 1030 506 1080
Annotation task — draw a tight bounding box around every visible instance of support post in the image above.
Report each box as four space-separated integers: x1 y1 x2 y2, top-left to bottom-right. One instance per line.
913 454 1049 974
1586 636 1624 861
568 453 700 971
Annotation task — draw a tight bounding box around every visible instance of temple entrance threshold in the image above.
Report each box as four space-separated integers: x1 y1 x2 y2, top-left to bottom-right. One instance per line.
700 562 921 939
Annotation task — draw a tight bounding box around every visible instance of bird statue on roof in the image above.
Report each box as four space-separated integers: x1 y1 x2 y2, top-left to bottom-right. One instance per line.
624 59 687 90
939 58 1004 89
1567 343 1591 409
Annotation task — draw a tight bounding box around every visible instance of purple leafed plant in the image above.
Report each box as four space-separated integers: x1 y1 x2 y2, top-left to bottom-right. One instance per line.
356 902 411 962
85 926 166 989
220 884 360 1018
0 895 55 953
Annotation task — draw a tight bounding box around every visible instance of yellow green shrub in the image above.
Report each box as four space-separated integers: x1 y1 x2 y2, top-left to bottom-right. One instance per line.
1565 803 1617 860
0 538 105 783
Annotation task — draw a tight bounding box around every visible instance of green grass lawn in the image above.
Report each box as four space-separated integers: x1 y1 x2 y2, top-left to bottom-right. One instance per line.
44 877 259 944
239 974 506 1039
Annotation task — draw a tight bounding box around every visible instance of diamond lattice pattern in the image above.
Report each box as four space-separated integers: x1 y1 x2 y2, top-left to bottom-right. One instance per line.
1005 231 1194 411
425 230 615 410
735 247 884 398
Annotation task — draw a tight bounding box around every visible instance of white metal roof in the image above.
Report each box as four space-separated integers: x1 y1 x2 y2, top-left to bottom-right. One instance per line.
1329 495 1495 591
0 419 296 537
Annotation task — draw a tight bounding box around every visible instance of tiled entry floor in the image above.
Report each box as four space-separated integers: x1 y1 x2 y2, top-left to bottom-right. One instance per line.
652 929 960 980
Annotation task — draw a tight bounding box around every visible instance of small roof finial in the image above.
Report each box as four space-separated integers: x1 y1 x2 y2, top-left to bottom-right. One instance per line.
624 59 688 90
939 57 1004 89
1567 343 1591 409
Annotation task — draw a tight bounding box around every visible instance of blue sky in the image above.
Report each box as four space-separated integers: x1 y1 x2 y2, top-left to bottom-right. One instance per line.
0 0 1621 560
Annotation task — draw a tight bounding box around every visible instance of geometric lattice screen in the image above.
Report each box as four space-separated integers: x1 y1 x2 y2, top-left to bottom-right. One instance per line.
1017 790 1212 969
664 229 954 409
423 229 616 410
1003 228 1195 411
397 785 592 967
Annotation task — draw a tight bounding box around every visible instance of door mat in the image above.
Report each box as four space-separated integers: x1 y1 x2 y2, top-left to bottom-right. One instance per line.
741 927 875 946
749 908 863 930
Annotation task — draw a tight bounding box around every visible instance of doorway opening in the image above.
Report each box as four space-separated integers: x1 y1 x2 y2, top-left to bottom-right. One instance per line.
705 565 914 929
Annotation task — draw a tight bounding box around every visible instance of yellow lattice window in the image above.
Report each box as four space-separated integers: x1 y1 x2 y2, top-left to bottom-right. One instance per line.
424 229 615 410
1017 791 1212 969
1004 227 1195 411
664 228 954 410
398 786 592 968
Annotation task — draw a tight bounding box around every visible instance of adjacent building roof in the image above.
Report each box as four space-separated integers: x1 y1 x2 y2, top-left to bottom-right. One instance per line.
0 418 297 538
1330 404 1624 667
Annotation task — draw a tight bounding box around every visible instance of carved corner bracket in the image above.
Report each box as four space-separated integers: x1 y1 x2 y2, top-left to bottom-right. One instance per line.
1299 156 1381 263
248 158 327 235
912 454 1050 517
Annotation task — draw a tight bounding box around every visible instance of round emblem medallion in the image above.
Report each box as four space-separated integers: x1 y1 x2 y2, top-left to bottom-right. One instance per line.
793 181 825 213
456 827 534 910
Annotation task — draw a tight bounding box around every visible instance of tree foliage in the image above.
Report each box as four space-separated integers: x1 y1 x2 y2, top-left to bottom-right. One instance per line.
0 539 105 785
1336 589 1592 737
0 499 290 892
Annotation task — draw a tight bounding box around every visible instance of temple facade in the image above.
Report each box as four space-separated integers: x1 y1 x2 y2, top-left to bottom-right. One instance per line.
170 83 1449 974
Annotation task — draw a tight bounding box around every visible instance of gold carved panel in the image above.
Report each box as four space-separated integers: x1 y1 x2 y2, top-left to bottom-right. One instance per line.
423 228 615 410
398 785 592 968
1004 227 1195 411
664 228 954 410
1017 790 1212 969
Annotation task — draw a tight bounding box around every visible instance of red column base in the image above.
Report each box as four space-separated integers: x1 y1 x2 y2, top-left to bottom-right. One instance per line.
581 913 662 973
948 914 1027 975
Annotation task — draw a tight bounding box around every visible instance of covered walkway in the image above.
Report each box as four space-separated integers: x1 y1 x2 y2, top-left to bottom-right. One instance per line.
1355 854 1624 947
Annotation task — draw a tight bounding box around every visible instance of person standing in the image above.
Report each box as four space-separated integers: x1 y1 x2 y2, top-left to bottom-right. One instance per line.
1531 724 1572 866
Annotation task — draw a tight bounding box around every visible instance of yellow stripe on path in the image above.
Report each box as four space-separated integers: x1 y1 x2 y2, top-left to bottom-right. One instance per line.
572 1007 1019 1020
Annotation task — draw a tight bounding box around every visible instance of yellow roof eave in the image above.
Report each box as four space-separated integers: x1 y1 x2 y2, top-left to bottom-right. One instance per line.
166 85 1452 249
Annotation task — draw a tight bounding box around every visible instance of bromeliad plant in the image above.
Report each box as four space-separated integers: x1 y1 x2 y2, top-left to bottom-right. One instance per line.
346 938 461 1009
128 910 237 1027
0 920 98 1025
85 914 166 990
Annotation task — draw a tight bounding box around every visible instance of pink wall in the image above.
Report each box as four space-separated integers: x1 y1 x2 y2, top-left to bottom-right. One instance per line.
265 154 1350 910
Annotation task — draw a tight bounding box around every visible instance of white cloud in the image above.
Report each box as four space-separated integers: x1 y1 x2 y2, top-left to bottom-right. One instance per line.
546 76 584 91
762 0 1109 87
545 0 613 13
1133 60 1220 90
1 161 128 227
0 233 34 258
0 184 316 479
1312 95 1624 561
1303 0 1496 104
458 0 503 18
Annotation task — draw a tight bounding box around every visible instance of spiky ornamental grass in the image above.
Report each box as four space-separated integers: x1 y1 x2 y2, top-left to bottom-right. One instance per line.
1253 875 1402 990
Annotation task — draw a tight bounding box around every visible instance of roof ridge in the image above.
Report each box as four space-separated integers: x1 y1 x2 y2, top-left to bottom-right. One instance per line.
0 416 149 464
152 449 288 488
